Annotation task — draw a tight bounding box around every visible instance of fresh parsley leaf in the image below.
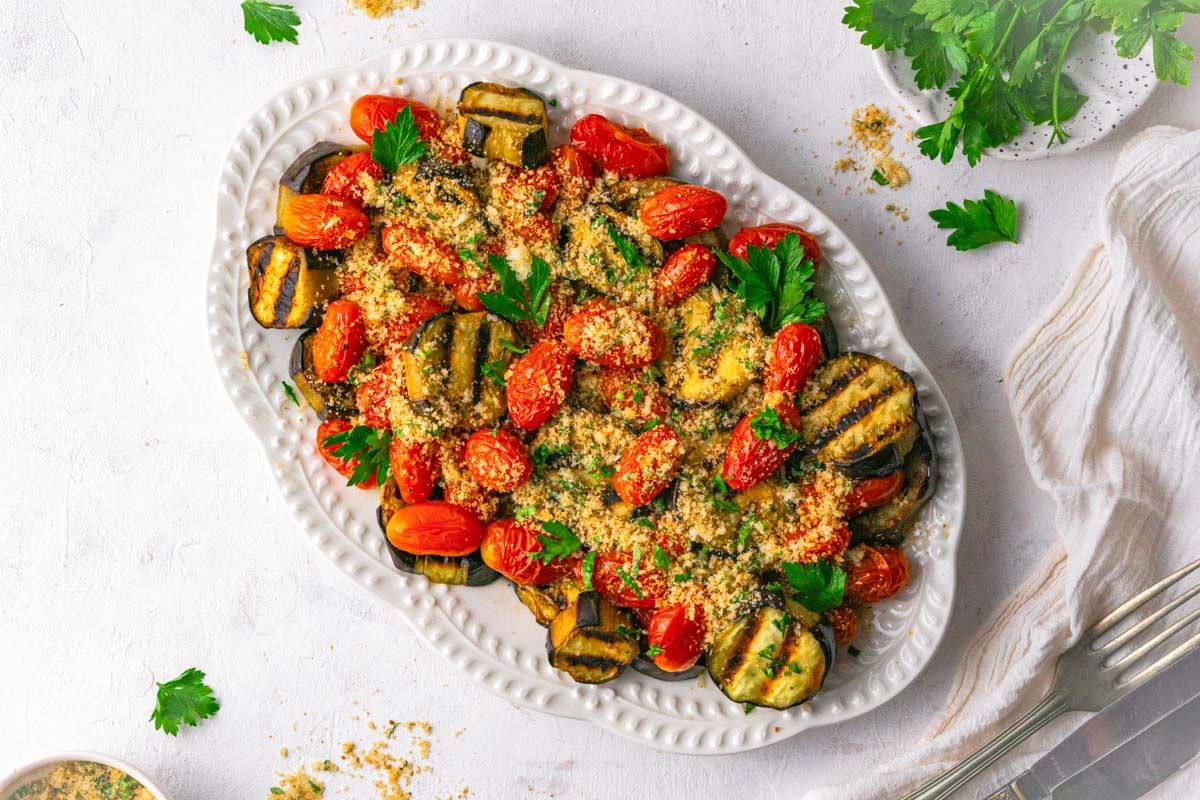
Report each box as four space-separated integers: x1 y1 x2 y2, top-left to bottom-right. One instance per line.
869 168 889 186
645 644 664 658
715 233 825 331
498 338 528 355
150 667 220 736
652 544 670 571
614 564 645 598
708 475 740 514
371 105 426 173
743 702 756 715
673 570 693 583
615 624 642 639
527 521 582 564
478 254 552 327
241 1 300 45
321 425 392 487
581 550 597 590
929 189 1018 251
271 789 284 796
604 220 646 271
749 406 802 449
281 380 300 407
782 560 846 613
480 358 507 387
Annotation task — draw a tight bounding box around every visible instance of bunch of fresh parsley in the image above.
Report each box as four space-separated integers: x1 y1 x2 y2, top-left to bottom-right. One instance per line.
844 0 1198 165
715 233 826 331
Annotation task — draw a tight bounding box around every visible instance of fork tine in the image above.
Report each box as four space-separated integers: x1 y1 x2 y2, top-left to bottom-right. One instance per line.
1119 629 1200 687
1109 606 1200 669
1098 582 1200 653
1089 558 1200 637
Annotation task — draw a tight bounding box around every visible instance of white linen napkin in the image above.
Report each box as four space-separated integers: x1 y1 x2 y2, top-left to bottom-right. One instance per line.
806 125 1200 800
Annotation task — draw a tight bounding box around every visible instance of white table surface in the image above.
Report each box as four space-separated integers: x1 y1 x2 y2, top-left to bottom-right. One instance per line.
2 2 1198 797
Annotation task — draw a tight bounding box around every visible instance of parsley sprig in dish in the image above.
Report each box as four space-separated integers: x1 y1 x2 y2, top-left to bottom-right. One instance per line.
716 233 826 331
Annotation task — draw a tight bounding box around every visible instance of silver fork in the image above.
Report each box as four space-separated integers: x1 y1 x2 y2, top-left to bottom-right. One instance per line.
899 558 1200 800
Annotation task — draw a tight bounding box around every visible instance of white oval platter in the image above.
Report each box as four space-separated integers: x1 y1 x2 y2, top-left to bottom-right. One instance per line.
206 39 966 755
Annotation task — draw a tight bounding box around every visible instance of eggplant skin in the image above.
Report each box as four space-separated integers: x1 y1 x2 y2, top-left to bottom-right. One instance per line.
630 654 705 682
246 234 339 328
850 433 936 545
515 580 581 628
707 606 828 709
547 592 639 684
798 352 919 478
456 82 550 168
280 141 358 193
290 330 357 419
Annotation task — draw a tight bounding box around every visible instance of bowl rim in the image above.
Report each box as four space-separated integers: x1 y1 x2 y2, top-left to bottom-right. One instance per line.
0 753 171 800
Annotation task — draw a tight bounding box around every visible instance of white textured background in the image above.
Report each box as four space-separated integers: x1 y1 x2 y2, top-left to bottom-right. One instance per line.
2 2 1198 797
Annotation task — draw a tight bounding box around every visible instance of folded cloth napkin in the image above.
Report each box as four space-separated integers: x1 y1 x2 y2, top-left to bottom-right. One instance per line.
806 125 1200 800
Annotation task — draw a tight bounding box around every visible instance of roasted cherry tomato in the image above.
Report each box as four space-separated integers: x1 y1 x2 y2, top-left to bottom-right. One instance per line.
655 244 717 306
349 94 442 144
638 185 727 240
506 339 576 430
824 605 859 649
764 322 823 394
480 519 576 585
721 399 802 491
389 436 440 504
311 300 366 383
452 272 499 312
319 152 385 205
316 418 378 489
381 223 464 285
355 359 396 429
569 114 670 178
386 294 449 348
845 471 906 516
494 161 560 216
597 367 671 426
613 425 684 507
845 545 910 604
549 144 597 206
464 428 532 492
729 222 822 266
516 280 575 343
280 194 369 250
785 521 851 562
562 300 665 369
385 500 484 556
584 551 667 609
646 604 706 672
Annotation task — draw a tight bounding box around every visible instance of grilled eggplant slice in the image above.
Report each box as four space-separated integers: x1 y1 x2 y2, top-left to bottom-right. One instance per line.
850 434 936 545
810 313 840 360
378 478 406 529
373 488 498 585
707 606 831 709
547 591 639 684
276 141 359 229
402 311 519 428
246 234 340 328
457 82 549 168
667 292 763 404
798 353 919 478
515 579 582 627
289 329 357 419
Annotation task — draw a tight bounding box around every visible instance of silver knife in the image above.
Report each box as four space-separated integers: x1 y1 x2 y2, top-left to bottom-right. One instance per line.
1053 693 1200 799
983 646 1200 800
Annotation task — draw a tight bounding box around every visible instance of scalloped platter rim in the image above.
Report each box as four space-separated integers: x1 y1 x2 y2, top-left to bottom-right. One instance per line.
206 38 966 755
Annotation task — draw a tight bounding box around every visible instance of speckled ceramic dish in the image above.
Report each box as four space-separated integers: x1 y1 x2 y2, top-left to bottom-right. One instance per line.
0 754 171 800
875 33 1157 160
207 39 966 754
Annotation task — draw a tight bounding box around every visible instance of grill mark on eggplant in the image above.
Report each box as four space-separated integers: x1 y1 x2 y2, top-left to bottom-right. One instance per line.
718 621 757 686
799 361 869 413
809 384 899 447
273 256 301 327
839 417 908 462
457 105 545 125
556 653 625 670
473 316 492 404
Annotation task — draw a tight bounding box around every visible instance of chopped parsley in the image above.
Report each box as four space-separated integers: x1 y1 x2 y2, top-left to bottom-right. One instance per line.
652 544 670 571
749 406 801 449
645 644 664 658
280 380 300 407
869 168 889 186
604 220 646 271
615 624 642 639
848 645 862 658
581 550 597 590
527 521 582 564
480 358 508 387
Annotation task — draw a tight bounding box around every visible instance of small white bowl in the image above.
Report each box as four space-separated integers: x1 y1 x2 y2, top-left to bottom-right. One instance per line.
0 753 171 800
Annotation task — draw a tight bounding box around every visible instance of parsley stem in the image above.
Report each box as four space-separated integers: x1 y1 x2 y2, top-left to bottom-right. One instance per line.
1049 19 1085 146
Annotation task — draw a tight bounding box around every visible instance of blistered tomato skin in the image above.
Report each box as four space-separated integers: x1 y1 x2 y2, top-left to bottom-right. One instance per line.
311 300 366 383
729 222 822 266
562 301 665 369
316 418 378 489
349 94 443 143
320 153 385 205
569 114 670 178
480 519 575 585
824 605 859 649
386 294 449 348
355 360 396 430
845 545 911 604
721 399 802 491
845 472 906 515
646 605 706 672
584 552 667 609
655 244 718 307
638 185 727 240
381 223 464 285
389 437 440 504
506 340 576 430
464 429 532 492
385 500 485 556
613 426 684 507
280 194 369 250
549 144 597 206
598 368 671 426
764 323 824 394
